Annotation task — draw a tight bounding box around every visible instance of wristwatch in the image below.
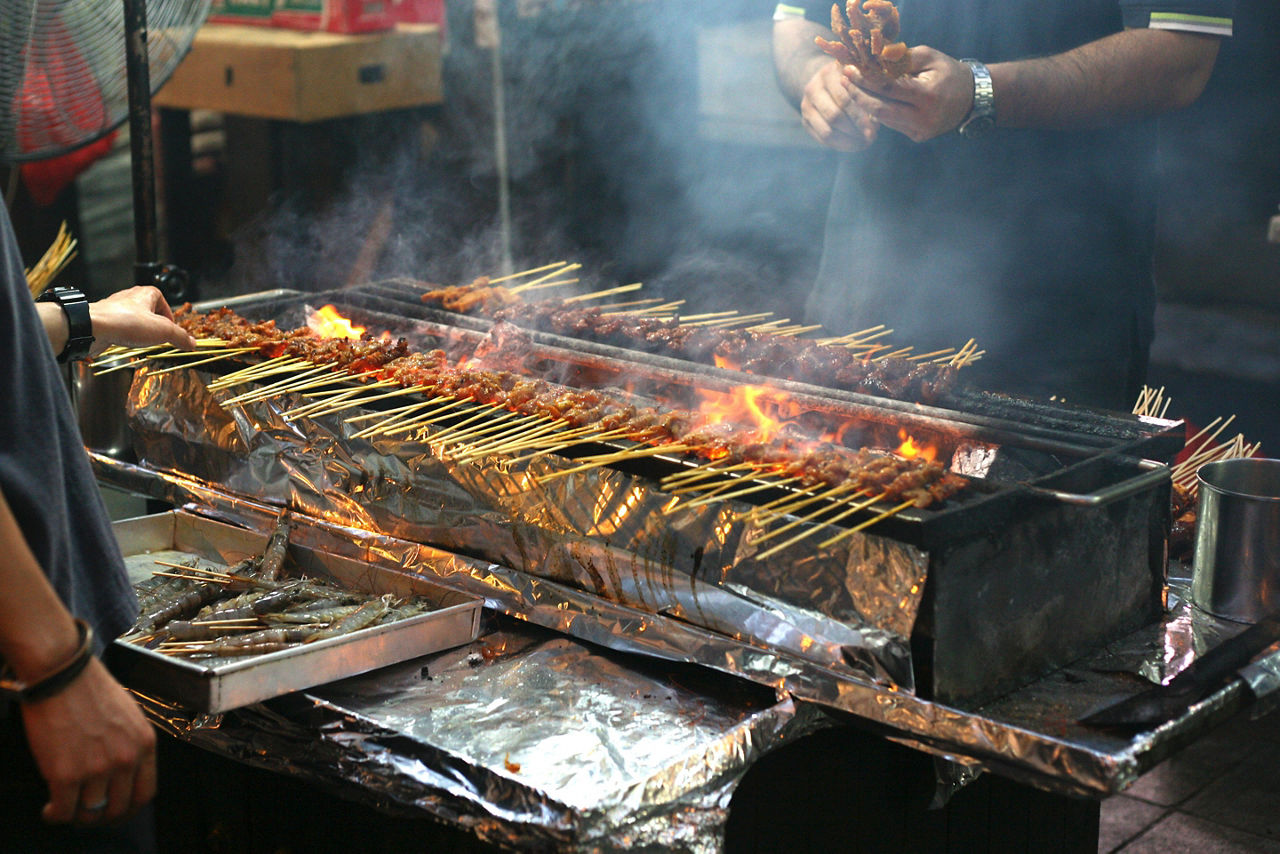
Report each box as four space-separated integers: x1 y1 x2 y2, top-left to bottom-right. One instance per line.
38 285 95 363
957 59 996 139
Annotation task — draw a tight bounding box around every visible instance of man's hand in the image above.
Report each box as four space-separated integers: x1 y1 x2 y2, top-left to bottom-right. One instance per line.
87 286 196 358
845 47 975 142
20 657 157 826
801 60 880 151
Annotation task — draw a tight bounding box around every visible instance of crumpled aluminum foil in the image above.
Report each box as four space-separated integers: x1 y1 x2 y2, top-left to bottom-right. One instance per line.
128 366 925 690
106 363 1280 814
138 616 824 852
96 469 1280 806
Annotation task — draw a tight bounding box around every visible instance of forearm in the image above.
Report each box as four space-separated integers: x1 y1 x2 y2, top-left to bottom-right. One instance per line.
35 302 70 357
0 489 82 685
773 18 836 109
990 29 1220 130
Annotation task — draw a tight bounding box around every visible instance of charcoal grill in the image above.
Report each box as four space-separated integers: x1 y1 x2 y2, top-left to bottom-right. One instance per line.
113 283 1184 706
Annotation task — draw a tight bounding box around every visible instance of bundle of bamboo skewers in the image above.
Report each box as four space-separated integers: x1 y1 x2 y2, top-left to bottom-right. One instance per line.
25 222 77 299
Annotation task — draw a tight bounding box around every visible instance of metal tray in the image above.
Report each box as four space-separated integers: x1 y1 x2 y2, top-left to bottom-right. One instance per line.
108 511 483 713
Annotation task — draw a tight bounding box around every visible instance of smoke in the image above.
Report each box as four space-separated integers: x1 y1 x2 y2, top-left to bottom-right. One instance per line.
211 0 831 315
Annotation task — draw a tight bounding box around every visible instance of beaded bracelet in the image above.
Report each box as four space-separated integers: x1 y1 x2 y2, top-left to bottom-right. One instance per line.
0 619 95 704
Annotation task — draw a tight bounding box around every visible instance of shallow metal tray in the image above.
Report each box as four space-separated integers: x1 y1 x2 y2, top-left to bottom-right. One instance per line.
109 511 483 713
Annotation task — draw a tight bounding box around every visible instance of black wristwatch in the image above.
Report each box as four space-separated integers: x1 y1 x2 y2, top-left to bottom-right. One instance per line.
38 286 95 363
957 59 996 139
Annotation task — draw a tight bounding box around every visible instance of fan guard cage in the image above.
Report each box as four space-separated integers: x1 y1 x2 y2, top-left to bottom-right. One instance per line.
1 0 211 163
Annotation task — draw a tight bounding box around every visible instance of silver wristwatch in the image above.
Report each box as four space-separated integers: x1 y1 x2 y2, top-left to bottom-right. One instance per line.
957 59 996 139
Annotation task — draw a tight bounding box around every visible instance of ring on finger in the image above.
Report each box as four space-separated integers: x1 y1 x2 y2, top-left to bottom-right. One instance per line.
82 798 109 812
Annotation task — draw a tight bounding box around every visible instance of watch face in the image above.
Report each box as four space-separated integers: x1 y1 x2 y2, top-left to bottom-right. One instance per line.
960 115 995 139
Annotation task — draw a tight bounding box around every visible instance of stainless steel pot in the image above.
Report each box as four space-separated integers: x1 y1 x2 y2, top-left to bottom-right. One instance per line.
1191 458 1280 623
72 361 136 460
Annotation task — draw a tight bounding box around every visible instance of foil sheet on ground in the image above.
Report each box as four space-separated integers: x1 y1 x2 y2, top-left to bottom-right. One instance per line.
128 366 926 690
141 619 818 853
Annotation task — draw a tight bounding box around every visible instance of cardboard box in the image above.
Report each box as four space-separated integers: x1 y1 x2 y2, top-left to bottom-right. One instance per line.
272 0 397 34
208 0 277 26
154 23 443 122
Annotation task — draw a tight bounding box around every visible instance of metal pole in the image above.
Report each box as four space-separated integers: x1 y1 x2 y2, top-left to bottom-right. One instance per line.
123 0 157 269
123 0 187 299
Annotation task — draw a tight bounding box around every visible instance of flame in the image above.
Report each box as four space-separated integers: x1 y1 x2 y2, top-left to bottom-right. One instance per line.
307 304 365 340
895 428 938 462
713 353 742 372
699 384 794 443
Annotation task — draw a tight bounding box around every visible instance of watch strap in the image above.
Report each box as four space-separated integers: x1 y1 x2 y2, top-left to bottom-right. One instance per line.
38 285 95 362
958 58 996 139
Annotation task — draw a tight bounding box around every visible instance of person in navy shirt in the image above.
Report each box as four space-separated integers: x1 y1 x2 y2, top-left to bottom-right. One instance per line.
773 1 1234 408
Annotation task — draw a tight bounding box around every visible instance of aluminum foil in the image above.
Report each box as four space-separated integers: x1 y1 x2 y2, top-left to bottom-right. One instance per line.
108 362 1280 806
94 471 1280 803
128 366 925 690
138 617 821 852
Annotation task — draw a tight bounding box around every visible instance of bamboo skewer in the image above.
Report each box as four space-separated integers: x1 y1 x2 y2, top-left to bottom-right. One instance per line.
815 499 916 551
595 297 666 311
151 560 243 581
518 277 580 292
604 300 684 317
282 383 400 421
219 366 331 405
208 356 312 389
352 397 473 440
771 324 824 338
660 460 758 489
563 282 644 304
678 311 738 323
450 417 566 462
745 319 792 333
750 485 866 544
508 262 583 294
25 222 77 298
754 493 890 561
689 313 776 330
487 261 568 285
676 475 804 510
435 412 542 454
140 348 263 376
499 426 633 467
737 482 846 525
535 443 690 483
343 393 449 424
907 347 956 362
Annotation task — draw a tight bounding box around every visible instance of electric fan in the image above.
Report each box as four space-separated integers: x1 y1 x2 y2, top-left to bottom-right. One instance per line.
1 0 212 297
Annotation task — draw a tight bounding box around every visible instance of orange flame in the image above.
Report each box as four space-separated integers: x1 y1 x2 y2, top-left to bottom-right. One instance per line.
698 384 797 444
896 428 938 462
307 304 366 340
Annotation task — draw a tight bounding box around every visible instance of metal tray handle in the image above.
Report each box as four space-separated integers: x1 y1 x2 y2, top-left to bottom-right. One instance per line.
1016 457 1170 507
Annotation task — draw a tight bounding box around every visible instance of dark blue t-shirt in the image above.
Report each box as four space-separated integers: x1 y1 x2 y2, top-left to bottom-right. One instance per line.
0 208 137 651
779 1 1234 407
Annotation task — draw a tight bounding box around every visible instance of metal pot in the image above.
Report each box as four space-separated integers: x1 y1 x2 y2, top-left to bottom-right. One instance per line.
72 361 136 461
1191 458 1280 623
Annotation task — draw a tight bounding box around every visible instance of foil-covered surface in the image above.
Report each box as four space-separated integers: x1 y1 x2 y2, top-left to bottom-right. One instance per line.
101 361 1279 815
95 468 1280 804
127 366 925 690
139 617 821 852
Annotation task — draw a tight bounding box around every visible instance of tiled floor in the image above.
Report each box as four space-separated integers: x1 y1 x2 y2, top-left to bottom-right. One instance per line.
1099 706 1280 852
